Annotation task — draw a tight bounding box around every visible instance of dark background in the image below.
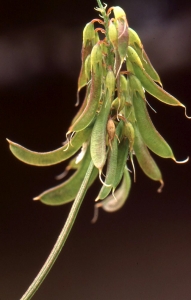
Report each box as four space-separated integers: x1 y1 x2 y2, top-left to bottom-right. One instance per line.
1 0 191 299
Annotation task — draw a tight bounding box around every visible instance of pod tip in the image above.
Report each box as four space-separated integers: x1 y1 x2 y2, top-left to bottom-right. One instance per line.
173 156 189 164
64 131 75 151
157 179 164 193
91 202 102 224
98 169 111 187
112 188 117 200
55 169 69 180
33 196 40 201
130 153 136 182
184 106 191 119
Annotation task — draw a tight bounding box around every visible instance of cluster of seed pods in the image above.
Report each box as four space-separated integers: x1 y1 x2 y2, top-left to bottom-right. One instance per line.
8 4 189 220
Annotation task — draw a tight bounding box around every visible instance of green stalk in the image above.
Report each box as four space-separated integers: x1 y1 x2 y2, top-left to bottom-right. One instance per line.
20 160 94 300
96 0 114 66
96 0 103 8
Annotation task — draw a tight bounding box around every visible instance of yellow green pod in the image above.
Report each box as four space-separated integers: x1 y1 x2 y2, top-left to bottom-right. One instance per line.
129 73 145 99
34 145 98 206
69 44 103 133
112 75 128 112
128 27 143 49
77 22 97 95
113 6 126 19
127 46 143 69
113 123 129 190
133 44 162 86
132 63 185 107
102 166 131 212
133 91 175 159
105 68 116 97
108 20 118 49
8 125 93 166
122 121 135 152
96 122 119 200
83 22 95 46
85 54 91 82
113 7 129 65
133 124 164 191
91 43 103 71
71 84 90 125
90 93 110 170
126 59 135 74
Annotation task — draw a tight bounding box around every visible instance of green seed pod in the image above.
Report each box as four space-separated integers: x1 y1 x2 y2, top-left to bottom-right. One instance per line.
127 46 143 69
96 126 118 200
83 22 95 46
116 17 129 64
102 166 131 212
85 54 91 82
112 74 128 113
92 166 131 222
91 43 103 70
105 68 116 97
90 91 111 170
7 125 93 166
112 7 129 73
133 63 185 107
129 73 145 99
133 91 175 159
122 120 135 152
133 123 164 192
113 133 129 191
133 44 162 86
118 74 127 99
126 59 135 74
108 20 118 49
77 22 97 97
34 145 98 205
128 27 143 49
71 84 90 125
77 45 92 94
111 97 120 111
94 30 100 44
125 76 132 106
90 69 116 171
68 44 103 133
123 97 136 124
113 6 126 19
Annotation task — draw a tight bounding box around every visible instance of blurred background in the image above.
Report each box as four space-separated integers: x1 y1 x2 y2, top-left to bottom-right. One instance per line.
1 0 191 299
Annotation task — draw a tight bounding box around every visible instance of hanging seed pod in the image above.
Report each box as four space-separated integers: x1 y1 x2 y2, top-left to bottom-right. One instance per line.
34 145 98 205
113 6 129 73
133 124 164 192
95 120 122 201
132 91 175 159
108 19 118 49
128 73 145 99
102 166 131 212
77 23 95 95
127 46 143 69
90 69 115 171
68 43 103 134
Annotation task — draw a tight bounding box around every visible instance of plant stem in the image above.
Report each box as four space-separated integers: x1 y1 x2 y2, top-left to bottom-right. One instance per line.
96 0 113 66
20 160 94 300
96 0 103 9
